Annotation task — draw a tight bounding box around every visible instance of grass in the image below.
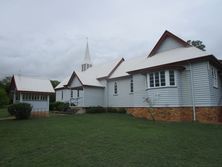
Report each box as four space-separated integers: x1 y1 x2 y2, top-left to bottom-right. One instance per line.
0 113 222 167
0 106 10 118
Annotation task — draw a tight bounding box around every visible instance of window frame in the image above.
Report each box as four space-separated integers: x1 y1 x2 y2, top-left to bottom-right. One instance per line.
147 70 176 88
212 66 218 88
130 76 134 93
114 81 118 95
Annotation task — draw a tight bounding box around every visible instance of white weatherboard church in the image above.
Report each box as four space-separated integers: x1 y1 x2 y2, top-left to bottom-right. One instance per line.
55 31 222 122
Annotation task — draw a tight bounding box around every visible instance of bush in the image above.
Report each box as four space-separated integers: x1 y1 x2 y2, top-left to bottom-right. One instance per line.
50 102 70 112
107 107 126 113
0 88 9 107
8 103 32 120
85 106 106 113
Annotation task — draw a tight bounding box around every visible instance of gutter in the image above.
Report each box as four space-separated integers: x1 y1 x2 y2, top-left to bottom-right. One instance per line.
189 63 196 121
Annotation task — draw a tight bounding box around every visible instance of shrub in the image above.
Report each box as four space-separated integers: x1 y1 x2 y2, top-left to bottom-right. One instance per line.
107 107 126 113
0 88 9 107
8 103 32 120
50 102 70 111
85 106 106 113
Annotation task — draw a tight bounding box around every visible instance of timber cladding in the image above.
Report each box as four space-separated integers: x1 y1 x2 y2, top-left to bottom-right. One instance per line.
127 107 222 123
31 111 49 118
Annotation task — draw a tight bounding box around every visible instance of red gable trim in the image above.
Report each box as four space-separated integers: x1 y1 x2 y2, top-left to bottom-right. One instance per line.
148 30 191 57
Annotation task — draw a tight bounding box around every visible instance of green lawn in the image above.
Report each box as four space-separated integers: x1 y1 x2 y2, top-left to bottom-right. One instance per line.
0 107 10 118
0 113 222 167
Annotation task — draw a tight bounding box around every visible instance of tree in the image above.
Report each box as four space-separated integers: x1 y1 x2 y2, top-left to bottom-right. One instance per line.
0 88 9 107
50 80 60 103
187 40 206 51
50 80 60 88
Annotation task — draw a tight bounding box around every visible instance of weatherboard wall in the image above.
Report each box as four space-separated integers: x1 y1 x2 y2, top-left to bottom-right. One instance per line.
70 76 82 88
209 63 222 106
107 77 134 107
21 95 50 112
56 89 71 103
83 87 104 107
191 61 211 106
155 37 184 54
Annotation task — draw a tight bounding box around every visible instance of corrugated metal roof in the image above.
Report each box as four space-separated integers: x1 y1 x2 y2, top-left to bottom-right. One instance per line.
55 77 70 89
14 75 55 93
109 46 211 79
57 57 123 88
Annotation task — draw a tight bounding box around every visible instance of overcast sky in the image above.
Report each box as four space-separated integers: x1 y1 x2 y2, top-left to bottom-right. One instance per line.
0 0 222 80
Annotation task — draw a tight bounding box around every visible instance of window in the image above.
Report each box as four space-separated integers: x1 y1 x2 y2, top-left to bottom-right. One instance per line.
160 71 166 86
212 67 218 88
21 93 47 101
149 73 154 87
61 90 63 100
114 81 118 94
77 90 80 98
169 70 175 86
154 72 159 87
71 90 73 98
130 77 134 93
148 70 175 88
15 93 20 100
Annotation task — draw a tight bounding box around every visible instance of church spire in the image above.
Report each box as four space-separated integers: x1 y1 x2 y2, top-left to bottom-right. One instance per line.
81 38 92 72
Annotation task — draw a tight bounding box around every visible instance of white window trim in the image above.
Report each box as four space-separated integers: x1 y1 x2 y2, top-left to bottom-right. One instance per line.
114 81 118 95
212 66 218 88
147 70 177 89
130 77 134 93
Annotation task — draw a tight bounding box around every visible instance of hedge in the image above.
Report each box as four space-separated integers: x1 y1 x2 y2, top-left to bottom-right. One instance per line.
8 103 32 120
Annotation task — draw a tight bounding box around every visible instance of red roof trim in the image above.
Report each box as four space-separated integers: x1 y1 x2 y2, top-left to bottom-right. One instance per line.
148 30 191 57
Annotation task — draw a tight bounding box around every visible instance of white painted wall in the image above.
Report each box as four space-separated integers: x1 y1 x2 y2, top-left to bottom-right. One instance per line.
21 94 50 112
56 89 71 103
107 77 134 107
156 37 184 54
83 87 104 107
70 76 82 88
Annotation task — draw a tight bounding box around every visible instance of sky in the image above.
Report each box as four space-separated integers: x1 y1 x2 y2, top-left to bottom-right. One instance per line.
0 0 222 81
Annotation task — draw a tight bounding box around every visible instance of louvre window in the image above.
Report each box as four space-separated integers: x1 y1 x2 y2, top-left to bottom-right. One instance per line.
114 82 118 94
130 77 134 93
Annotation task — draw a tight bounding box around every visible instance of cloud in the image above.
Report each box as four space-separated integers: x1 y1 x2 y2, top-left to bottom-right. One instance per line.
0 0 221 80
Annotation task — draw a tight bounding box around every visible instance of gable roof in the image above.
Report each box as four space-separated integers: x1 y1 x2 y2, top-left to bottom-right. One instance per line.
55 77 70 90
109 56 146 79
12 75 55 93
148 30 190 57
56 57 124 89
127 46 212 73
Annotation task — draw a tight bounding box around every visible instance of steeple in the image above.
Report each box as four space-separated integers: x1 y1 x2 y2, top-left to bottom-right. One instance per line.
81 38 92 71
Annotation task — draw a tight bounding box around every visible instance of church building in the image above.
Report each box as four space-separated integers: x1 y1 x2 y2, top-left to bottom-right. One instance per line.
55 31 222 123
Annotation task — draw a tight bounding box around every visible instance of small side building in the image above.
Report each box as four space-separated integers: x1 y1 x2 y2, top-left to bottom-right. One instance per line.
10 75 55 117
